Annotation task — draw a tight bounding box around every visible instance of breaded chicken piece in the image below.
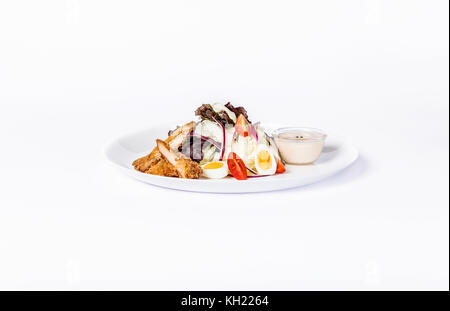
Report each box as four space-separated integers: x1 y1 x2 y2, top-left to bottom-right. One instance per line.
146 157 179 177
132 121 195 174
156 139 202 179
132 151 162 173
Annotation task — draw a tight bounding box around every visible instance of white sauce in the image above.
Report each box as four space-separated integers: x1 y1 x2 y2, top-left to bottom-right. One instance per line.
194 120 222 143
273 129 326 165
211 103 237 123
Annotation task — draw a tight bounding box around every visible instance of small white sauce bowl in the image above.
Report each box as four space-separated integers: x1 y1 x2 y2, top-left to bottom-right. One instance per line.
272 127 327 165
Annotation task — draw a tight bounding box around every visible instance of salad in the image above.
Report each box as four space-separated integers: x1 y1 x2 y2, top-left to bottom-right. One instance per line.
132 103 286 180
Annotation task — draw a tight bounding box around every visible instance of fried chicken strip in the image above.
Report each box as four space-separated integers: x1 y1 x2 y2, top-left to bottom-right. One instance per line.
145 157 179 177
132 121 195 173
156 139 202 179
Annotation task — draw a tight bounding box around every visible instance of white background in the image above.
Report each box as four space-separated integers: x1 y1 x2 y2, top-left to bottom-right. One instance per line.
0 0 448 290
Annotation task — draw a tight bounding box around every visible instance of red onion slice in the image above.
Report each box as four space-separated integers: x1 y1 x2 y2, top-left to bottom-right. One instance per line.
227 173 269 178
187 132 221 150
249 122 260 142
245 165 258 175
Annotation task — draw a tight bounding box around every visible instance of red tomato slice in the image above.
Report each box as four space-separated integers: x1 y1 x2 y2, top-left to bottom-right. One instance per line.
227 152 247 180
275 158 286 174
235 114 250 137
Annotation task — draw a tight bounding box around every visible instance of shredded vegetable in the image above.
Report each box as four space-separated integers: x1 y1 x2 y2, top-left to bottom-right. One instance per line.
212 117 226 161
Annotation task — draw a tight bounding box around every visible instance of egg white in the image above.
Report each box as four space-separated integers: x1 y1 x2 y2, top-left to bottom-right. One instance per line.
201 161 229 179
254 145 277 175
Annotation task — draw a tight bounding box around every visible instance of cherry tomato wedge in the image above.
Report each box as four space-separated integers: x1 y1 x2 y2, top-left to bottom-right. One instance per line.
275 158 286 174
227 152 247 180
235 114 250 137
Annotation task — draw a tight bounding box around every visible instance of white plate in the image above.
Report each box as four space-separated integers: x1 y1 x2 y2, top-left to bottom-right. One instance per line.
105 124 358 193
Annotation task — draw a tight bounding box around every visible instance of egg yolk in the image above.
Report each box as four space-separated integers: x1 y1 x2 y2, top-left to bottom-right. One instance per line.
257 150 272 170
203 162 224 170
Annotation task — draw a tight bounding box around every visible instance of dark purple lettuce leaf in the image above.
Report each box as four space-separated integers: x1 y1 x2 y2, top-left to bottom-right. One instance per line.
225 102 251 123
195 103 249 125
195 104 225 124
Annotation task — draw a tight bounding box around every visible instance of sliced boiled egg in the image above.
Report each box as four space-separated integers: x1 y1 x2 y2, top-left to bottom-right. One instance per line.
254 144 277 175
202 161 228 179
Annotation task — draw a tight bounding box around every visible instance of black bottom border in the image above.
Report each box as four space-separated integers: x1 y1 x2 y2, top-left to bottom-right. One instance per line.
1 291 448 309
